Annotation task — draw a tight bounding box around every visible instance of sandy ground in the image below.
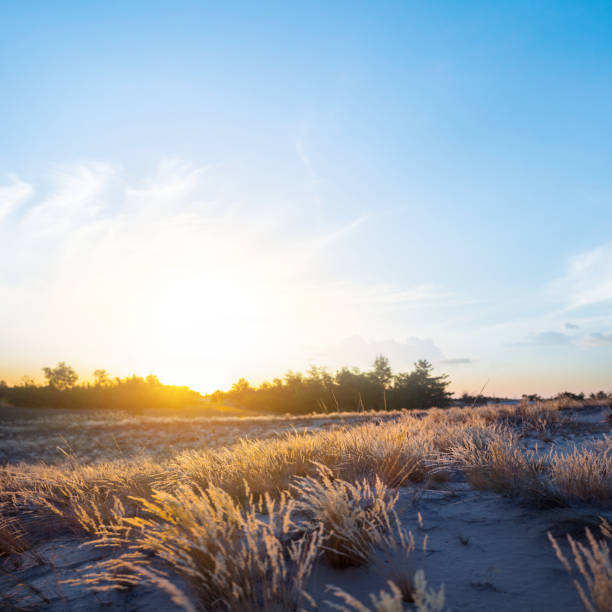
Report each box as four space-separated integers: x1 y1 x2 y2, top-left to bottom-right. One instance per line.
0 405 404 464
2 405 611 611
3 480 598 611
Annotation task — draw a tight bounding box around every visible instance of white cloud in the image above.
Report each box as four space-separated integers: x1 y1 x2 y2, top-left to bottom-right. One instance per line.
125 158 207 206
552 243 612 310
514 331 573 346
313 335 445 371
0 175 33 221
24 163 113 235
440 357 472 364
581 332 612 346
350 284 452 305
0 159 448 390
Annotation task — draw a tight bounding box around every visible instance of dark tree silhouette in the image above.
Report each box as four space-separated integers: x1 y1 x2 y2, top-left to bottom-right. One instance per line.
369 355 393 388
93 369 111 386
208 356 452 413
42 362 78 391
392 359 452 409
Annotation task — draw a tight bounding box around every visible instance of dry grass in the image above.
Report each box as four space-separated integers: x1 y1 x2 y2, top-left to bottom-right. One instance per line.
445 429 612 507
71 485 320 611
0 511 29 562
445 427 557 503
69 469 417 608
1 402 609 535
326 581 405 612
326 571 446 612
164 418 440 499
292 464 406 568
0 406 410 465
2 400 611 608
549 521 612 612
549 447 612 506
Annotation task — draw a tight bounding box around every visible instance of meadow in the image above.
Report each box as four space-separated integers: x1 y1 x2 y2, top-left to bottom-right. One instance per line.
2 400 612 611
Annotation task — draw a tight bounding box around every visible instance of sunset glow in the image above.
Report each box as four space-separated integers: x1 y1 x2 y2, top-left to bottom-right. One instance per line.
1 3 611 396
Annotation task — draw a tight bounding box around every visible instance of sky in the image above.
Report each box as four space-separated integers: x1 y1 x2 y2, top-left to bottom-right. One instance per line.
1 1 611 396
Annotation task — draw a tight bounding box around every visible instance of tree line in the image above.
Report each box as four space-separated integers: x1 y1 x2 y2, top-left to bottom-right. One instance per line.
205 357 452 413
0 362 201 412
3 359 608 414
0 357 452 413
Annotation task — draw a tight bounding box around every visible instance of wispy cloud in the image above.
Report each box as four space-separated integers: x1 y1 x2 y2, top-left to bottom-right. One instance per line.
125 158 207 204
294 125 321 207
581 332 612 346
298 214 368 263
513 331 573 346
24 163 113 235
0 174 33 221
552 243 612 311
440 357 472 364
347 283 453 306
313 335 445 370
0 159 451 389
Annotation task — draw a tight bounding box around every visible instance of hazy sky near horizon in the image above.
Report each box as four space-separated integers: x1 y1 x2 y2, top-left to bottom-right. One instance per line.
1 1 611 396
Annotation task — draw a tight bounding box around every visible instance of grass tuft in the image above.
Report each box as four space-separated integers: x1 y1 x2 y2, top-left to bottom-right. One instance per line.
549 523 612 612
292 464 402 568
325 571 446 612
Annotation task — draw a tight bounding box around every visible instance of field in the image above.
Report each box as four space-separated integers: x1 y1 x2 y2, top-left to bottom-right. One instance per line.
2 401 612 611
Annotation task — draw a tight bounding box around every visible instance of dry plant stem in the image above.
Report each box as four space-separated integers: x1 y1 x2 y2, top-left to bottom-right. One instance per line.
549 525 612 612
549 447 612 506
292 464 401 567
325 571 446 612
69 484 321 611
1 402 610 540
2 401 612 610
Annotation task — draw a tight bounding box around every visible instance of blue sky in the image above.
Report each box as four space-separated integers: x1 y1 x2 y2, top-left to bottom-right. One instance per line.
1 1 611 395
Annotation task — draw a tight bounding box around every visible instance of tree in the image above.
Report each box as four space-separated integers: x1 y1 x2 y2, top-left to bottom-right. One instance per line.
369 355 393 389
42 362 78 391
392 360 452 409
522 393 543 402
93 369 111 387
145 374 161 386
231 378 252 393
20 375 36 387
555 391 585 401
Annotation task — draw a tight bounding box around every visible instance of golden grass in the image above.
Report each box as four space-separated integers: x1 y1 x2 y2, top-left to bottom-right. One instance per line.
70 485 320 611
326 571 446 612
549 447 612 506
68 470 418 609
292 464 406 568
1 400 610 609
549 522 612 612
0 402 608 536
326 581 405 612
0 511 28 561
443 423 612 508
445 427 558 504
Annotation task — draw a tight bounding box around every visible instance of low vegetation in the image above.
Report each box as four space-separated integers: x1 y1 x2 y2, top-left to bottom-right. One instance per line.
326 572 446 612
2 399 612 609
0 364 201 412
0 356 453 414
549 519 612 612
208 357 453 413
